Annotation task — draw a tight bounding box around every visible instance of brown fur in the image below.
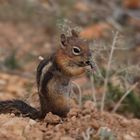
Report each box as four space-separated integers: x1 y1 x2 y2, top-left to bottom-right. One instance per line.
0 30 94 119
42 30 93 117
55 49 85 76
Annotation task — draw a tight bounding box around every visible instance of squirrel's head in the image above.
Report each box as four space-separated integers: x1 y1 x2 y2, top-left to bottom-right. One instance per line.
55 30 96 76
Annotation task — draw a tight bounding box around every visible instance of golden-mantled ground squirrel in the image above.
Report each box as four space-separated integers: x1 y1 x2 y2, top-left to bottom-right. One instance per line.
0 30 96 119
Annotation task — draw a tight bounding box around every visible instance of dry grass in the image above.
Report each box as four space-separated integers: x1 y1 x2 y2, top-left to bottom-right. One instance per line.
100 31 119 112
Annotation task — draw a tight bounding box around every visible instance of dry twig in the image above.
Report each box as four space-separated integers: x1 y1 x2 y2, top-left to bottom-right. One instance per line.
100 31 119 112
112 82 138 113
90 73 97 106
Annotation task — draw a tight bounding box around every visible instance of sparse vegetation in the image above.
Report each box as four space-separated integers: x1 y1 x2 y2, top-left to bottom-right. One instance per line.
4 50 20 70
0 0 140 139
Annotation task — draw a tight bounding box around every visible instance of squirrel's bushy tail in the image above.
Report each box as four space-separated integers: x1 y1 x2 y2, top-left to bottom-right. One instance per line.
0 100 40 119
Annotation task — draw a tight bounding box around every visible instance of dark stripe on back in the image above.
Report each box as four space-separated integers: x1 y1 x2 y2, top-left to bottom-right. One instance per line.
36 57 51 89
40 64 54 96
38 61 55 118
37 55 59 96
36 56 60 118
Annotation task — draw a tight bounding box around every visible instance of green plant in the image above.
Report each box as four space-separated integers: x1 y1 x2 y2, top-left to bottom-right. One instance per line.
97 127 115 140
4 50 20 70
102 81 140 118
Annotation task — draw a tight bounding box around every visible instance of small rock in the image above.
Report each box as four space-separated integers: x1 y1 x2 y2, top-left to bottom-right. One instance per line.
90 120 100 130
45 130 54 136
130 132 137 137
24 125 43 140
2 118 28 136
68 108 81 117
44 112 61 124
71 116 77 122
10 113 16 117
28 119 36 125
120 118 129 127
83 100 96 110
60 136 75 140
123 134 135 140
0 80 6 86
53 132 62 140
55 124 62 131
82 109 91 115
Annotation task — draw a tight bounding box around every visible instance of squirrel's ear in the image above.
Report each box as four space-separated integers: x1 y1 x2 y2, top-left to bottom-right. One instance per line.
71 29 79 38
61 34 67 47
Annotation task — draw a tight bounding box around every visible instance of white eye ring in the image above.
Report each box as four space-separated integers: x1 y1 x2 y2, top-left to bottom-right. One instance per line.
72 46 81 55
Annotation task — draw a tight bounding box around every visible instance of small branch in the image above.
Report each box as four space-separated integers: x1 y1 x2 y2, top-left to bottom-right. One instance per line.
112 82 138 113
100 31 119 112
82 128 94 140
107 17 123 31
90 73 97 106
114 64 140 76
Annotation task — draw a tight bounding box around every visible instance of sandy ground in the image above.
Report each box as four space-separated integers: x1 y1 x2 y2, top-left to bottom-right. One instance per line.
0 73 140 140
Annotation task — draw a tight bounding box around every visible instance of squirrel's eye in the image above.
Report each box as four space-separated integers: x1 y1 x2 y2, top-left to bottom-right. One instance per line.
72 47 81 55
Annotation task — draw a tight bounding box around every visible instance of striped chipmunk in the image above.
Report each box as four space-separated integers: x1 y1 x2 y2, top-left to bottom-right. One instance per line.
0 30 96 120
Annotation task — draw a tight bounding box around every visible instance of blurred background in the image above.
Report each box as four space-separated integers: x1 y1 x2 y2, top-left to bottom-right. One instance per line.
0 0 140 118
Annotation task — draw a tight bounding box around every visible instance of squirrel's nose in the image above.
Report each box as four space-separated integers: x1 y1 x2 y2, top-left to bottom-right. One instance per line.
85 60 91 65
85 60 96 70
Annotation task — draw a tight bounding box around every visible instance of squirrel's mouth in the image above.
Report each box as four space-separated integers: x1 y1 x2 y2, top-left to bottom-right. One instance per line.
86 60 96 70
78 60 96 72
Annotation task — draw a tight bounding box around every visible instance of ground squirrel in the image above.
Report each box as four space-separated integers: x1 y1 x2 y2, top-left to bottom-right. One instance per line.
0 30 96 120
